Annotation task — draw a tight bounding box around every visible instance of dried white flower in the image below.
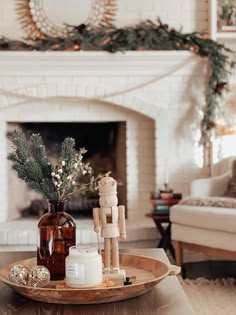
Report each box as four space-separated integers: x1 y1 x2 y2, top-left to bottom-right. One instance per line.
51 172 55 177
74 163 78 168
58 168 63 174
61 161 66 166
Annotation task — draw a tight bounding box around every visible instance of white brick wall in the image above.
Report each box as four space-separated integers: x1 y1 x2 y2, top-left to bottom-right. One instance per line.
0 0 209 39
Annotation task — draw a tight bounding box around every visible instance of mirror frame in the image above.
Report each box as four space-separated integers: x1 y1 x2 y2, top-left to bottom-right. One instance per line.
16 0 117 39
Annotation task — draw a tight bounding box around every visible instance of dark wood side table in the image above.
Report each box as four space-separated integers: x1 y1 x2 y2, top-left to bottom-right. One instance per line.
0 249 193 315
146 213 175 259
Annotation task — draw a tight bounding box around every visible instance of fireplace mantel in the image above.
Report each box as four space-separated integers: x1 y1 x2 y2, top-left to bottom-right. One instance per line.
0 51 201 76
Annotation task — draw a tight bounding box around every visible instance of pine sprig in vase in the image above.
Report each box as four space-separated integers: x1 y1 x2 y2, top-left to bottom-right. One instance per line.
7 129 105 280
7 130 102 203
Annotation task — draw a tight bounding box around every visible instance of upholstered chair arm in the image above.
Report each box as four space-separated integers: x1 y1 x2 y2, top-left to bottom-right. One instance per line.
190 172 231 197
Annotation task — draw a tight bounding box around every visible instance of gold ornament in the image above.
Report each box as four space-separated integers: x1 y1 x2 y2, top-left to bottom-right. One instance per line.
9 264 29 286
28 265 50 288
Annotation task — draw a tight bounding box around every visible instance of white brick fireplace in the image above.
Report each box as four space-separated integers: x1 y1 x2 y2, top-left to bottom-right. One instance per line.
0 51 207 250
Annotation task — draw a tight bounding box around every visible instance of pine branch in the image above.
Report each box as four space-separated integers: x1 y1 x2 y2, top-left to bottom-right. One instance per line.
61 137 76 163
7 130 29 164
8 129 106 203
7 130 58 201
40 178 58 200
30 133 52 178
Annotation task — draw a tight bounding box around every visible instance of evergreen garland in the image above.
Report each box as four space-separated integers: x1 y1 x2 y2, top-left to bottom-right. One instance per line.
7 130 101 203
1 18 234 140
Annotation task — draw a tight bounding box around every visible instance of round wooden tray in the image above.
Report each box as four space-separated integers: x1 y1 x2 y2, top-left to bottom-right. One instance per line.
0 253 180 304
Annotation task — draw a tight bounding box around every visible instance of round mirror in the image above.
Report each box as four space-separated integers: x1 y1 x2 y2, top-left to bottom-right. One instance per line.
16 0 117 39
43 0 93 27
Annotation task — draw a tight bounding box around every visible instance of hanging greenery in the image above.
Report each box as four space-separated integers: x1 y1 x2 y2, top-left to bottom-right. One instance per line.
0 18 233 141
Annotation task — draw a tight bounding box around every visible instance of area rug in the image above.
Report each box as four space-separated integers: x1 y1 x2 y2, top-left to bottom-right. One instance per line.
180 278 236 315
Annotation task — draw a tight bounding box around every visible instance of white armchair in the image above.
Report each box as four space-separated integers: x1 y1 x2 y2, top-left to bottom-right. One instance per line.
190 172 231 197
170 163 236 268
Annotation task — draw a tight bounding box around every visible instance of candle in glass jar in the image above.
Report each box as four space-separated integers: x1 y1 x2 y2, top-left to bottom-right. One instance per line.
65 246 103 288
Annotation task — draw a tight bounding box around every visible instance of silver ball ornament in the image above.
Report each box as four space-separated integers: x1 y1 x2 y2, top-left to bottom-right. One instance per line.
28 265 50 288
9 264 29 286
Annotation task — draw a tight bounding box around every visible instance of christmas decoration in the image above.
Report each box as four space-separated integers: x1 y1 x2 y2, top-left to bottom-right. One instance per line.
9 264 29 285
7 130 106 280
28 265 50 287
93 175 126 280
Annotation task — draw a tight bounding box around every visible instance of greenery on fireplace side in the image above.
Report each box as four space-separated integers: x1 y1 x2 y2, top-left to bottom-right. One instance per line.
7 130 102 203
0 18 233 140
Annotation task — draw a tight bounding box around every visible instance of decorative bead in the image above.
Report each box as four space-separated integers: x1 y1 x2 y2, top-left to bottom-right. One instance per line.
28 265 50 288
9 264 29 286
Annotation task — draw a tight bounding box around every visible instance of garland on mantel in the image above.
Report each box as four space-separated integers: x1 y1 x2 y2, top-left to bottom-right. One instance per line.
0 18 234 142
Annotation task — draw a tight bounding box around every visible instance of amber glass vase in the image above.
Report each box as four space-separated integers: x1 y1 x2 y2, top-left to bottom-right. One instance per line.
37 201 76 280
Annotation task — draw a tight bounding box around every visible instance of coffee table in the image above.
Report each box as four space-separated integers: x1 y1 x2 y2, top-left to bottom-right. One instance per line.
0 248 193 315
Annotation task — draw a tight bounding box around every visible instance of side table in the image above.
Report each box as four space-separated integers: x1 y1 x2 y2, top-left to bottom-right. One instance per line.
146 213 175 259
149 192 182 260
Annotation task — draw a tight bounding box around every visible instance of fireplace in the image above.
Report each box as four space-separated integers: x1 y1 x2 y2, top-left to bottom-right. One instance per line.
5 94 156 222
0 51 207 228
8 121 127 218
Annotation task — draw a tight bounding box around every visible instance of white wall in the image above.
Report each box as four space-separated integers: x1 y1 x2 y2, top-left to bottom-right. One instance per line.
0 0 209 39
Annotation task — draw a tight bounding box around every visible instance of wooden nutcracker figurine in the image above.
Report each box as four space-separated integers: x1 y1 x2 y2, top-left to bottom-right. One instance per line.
93 175 126 279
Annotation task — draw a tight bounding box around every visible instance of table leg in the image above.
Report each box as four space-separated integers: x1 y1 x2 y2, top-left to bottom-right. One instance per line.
153 220 175 259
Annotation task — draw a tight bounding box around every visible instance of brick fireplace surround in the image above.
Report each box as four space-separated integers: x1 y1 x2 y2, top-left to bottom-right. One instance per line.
0 51 207 251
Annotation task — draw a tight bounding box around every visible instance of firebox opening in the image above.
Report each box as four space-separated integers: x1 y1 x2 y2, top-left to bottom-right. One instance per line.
8 122 127 219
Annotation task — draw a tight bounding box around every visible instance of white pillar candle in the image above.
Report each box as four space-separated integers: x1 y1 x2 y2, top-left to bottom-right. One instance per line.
65 246 103 288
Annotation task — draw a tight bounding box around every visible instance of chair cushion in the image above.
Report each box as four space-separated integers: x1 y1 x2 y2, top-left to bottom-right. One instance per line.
170 204 236 233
